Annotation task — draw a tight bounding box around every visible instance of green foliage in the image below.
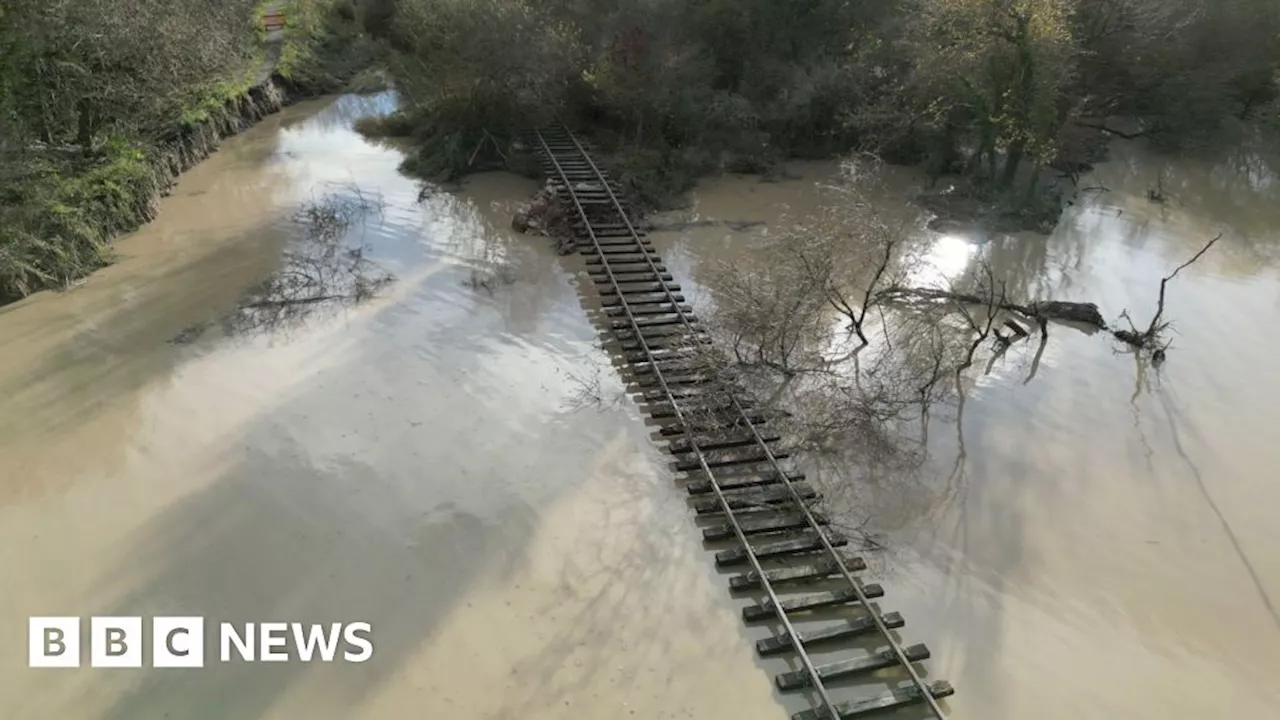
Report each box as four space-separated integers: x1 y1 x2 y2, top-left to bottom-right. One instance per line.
0 0 269 301
866 0 1280 196
356 0 399 40
2 0 1277 300
382 0 878 205
895 0 1077 185
378 0 585 181
382 0 1276 211
393 0 583 131
278 0 390 93
276 0 336 80
0 139 156 300
0 0 377 302
607 146 699 210
175 69 262 132
1 0 262 144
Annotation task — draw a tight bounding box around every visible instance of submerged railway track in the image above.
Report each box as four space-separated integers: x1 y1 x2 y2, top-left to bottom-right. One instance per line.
533 126 955 720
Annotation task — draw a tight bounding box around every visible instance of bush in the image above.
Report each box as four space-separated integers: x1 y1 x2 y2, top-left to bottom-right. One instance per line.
0 0 380 302
380 0 885 205
278 0 388 94
391 0 582 146
0 140 156 300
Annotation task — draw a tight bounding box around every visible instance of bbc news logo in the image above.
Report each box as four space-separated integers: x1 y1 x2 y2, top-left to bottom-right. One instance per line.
29 617 373 668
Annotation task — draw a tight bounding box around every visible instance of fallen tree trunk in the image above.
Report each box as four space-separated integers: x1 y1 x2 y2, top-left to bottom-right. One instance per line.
1027 300 1106 329
877 231 1218 358
876 286 1107 331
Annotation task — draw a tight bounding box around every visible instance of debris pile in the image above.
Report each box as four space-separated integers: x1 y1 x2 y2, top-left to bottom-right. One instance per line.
512 182 574 254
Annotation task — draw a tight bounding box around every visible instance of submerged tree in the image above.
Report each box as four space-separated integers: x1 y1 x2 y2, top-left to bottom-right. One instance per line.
694 157 1219 470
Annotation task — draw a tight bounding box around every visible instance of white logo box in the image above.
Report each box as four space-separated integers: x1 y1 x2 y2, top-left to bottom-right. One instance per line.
28 617 372 667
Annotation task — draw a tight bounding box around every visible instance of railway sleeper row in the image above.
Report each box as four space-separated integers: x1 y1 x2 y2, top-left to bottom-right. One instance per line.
597 264 669 279
609 323 697 341
776 644 931 692
633 369 720 388
573 222 644 233
612 331 708 350
700 510 827 541
603 292 685 307
715 530 848 567
791 682 956 720
655 409 773 430
730 557 868 592
685 469 801 494
672 444 792 470
628 355 713 374
587 252 661 265
665 427 783 450
599 281 680 297
573 221 642 233
578 240 651 252
604 303 692 318
692 484 818 515
743 583 880 621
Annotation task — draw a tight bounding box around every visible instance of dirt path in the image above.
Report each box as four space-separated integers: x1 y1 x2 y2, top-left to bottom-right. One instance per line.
254 3 286 85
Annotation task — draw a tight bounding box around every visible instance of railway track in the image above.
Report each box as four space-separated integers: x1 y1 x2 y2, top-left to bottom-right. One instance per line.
534 126 955 720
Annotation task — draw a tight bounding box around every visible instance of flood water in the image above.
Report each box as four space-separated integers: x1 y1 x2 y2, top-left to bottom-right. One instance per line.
651 146 1280 717
1 90 1278 720
0 93 784 720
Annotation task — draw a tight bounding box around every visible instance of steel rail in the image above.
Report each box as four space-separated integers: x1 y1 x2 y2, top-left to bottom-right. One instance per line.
538 127 947 720
552 128 947 717
536 129 843 718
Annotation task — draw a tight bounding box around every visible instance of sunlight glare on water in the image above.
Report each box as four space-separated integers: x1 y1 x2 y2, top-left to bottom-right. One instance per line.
911 233 980 287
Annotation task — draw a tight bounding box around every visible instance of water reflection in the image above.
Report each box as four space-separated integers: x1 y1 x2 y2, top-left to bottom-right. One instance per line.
175 185 395 343
280 92 399 134
0 86 807 720
654 138 1280 719
910 234 979 287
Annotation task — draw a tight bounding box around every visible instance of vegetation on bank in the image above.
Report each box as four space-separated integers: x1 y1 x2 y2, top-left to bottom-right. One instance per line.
2 0 1277 302
277 0 390 94
353 0 1278 212
0 0 379 302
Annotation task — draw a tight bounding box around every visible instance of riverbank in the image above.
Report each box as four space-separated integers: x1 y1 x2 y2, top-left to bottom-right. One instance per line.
357 0 1276 228
0 0 383 305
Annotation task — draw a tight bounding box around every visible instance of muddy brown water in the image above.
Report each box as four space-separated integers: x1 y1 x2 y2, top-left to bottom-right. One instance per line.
0 93 783 720
1 91 1278 719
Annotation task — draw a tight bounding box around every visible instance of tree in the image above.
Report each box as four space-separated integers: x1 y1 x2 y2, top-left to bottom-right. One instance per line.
0 0 260 148
1073 0 1280 142
900 0 1078 189
389 0 584 175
